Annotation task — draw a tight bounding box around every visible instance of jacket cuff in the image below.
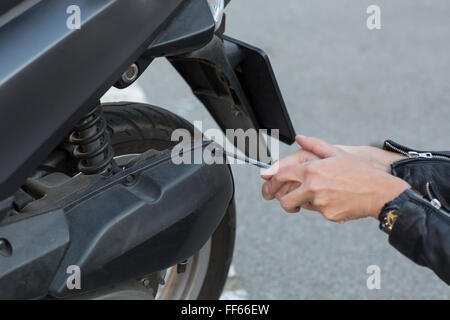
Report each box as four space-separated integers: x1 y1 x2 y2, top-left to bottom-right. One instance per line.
388 190 428 265
388 189 450 284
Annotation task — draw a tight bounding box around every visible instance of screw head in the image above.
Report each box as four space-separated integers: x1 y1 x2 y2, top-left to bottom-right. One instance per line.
142 279 150 288
177 260 188 274
121 64 139 84
124 174 136 186
0 239 12 257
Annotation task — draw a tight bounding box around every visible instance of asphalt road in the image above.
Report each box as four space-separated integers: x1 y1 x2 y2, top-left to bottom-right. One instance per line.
107 0 450 299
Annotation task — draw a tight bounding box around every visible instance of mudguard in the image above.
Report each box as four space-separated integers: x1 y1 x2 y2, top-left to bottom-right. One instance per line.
169 35 296 147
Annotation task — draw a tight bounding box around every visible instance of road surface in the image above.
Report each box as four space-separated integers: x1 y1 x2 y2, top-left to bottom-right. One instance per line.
105 0 450 299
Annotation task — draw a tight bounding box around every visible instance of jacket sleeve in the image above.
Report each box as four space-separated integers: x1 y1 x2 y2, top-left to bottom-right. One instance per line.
383 140 450 285
388 190 450 285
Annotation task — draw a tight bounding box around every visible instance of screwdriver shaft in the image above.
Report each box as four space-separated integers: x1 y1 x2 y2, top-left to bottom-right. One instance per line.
222 150 271 169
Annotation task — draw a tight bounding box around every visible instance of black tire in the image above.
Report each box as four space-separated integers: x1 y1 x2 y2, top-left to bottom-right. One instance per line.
102 102 236 300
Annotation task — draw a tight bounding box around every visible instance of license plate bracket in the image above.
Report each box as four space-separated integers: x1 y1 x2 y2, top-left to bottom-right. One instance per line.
170 35 296 148
223 35 296 144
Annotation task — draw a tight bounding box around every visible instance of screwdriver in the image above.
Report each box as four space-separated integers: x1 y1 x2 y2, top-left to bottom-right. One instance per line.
205 140 272 169
221 149 271 169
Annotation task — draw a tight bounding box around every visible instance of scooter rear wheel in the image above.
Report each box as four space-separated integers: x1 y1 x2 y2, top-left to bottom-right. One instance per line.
101 102 236 300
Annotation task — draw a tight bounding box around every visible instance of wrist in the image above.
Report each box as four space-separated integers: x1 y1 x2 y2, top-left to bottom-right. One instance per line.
381 150 407 170
378 189 416 234
371 175 411 220
337 145 406 173
370 147 406 173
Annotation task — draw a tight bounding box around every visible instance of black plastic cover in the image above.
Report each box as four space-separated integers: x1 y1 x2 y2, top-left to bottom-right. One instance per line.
48 147 234 297
148 0 215 57
0 209 69 299
0 0 24 16
0 0 184 201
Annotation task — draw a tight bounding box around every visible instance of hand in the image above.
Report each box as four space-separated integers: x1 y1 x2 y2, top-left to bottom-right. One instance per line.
261 148 319 200
261 136 410 222
262 137 406 201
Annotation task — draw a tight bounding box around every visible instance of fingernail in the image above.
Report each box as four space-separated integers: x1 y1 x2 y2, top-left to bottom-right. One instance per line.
263 185 272 200
261 165 276 176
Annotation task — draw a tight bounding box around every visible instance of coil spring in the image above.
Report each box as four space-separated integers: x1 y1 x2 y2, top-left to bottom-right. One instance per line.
69 105 114 175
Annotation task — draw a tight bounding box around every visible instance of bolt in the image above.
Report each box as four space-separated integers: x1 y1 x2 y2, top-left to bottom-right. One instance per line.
124 174 136 186
141 278 150 288
0 238 12 257
121 63 139 84
177 260 188 274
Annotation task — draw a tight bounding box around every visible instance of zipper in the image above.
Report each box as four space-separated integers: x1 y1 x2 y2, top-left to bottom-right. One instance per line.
410 189 450 219
426 182 442 210
425 181 450 212
385 140 450 213
385 141 450 161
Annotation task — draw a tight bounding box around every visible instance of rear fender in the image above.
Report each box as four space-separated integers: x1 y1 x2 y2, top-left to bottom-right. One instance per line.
169 35 296 156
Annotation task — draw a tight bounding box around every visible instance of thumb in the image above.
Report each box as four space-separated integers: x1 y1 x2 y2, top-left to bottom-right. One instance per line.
296 135 339 159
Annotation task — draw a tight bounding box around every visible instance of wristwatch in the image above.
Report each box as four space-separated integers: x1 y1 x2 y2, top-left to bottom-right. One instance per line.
379 189 415 235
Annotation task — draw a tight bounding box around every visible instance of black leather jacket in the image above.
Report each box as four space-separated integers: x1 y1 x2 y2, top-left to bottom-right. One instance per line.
383 140 450 285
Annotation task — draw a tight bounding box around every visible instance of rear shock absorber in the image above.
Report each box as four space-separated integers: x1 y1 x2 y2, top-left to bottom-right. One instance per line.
69 105 114 175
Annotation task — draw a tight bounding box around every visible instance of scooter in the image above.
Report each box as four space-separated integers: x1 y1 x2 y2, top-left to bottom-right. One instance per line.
0 0 295 299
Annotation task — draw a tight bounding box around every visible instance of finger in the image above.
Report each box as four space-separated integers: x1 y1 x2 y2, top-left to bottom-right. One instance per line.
263 180 296 200
296 135 340 159
275 181 301 200
265 163 307 198
280 185 313 213
262 180 275 200
284 205 301 214
302 201 315 211
261 162 278 180
260 150 318 179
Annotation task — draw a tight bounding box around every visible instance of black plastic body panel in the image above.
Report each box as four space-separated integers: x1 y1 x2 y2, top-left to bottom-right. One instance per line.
147 0 215 57
114 0 232 93
0 143 234 299
48 145 234 297
114 0 216 89
0 209 69 299
0 0 185 201
0 0 24 16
